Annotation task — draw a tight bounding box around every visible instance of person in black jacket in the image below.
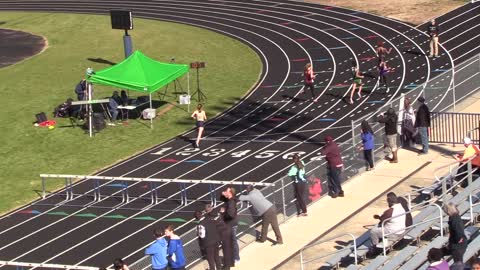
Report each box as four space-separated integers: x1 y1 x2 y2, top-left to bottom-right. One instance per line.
443 203 467 267
415 96 431 154
220 186 240 263
195 207 222 270
378 108 399 163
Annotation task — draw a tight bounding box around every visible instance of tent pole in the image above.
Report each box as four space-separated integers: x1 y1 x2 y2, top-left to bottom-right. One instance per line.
149 92 153 129
88 83 93 138
187 72 190 112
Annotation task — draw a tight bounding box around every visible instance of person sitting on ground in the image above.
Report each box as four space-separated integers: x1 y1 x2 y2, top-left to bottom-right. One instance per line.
426 248 449 270
454 137 480 186
368 193 406 255
145 228 168 270
239 185 283 245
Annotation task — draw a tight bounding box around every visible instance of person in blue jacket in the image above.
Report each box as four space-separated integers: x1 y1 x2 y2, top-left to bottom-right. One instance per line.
145 228 168 270
164 225 186 270
358 120 375 171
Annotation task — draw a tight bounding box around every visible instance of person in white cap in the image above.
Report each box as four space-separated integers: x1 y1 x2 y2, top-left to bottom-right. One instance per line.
454 137 480 186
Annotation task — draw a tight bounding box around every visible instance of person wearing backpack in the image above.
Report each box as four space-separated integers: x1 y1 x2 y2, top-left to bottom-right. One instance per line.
288 154 308 216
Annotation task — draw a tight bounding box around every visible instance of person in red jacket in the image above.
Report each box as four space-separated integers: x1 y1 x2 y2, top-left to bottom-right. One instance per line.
320 136 344 198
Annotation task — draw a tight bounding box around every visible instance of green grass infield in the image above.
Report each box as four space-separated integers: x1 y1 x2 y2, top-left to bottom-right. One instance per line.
0 12 261 214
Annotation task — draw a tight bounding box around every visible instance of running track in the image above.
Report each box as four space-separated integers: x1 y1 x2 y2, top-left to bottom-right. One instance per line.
0 0 479 268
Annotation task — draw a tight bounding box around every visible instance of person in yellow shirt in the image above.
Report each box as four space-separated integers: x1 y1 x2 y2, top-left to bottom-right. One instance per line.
454 137 480 186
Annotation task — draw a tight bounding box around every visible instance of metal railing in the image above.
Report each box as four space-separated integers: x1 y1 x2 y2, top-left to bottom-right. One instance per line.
430 113 480 145
467 186 480 224
404 155 479 208
299 233 357 270
380 203 443 256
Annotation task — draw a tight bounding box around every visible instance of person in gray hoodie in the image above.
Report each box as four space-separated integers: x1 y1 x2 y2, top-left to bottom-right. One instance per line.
239 185 283 245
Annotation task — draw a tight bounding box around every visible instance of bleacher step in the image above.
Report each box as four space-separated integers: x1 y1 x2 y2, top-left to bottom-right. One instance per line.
398 236 448 270
362 255 389 270
380 245 418 270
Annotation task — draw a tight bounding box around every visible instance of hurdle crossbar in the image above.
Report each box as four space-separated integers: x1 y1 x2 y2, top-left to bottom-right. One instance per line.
0 260 98 270
40 174 275 205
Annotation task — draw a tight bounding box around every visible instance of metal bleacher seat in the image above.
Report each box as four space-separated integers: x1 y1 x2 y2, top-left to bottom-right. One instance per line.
461 231 480 263
462 204 480 222
345 264 360 270
398 236 448 270
324 233 370 267
361 255 389 270
377 245 418 269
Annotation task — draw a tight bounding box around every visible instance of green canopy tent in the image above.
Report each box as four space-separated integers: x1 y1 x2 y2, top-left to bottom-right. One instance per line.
87 50 190 128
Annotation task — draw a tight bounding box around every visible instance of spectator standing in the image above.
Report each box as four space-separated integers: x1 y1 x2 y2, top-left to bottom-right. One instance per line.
349 62 364 104
164 225 186 270
303 63 317 101
145 228 168 270
220 186 240 263
239 185 283 245
427 19 440 57
75 79 87 101
378 108 399 163
195 208 222 270
401 97 416 147
288 154 308 216
320 136 344 198
358 120 375 171
426 248 449 270
415 96 431 154
368 193 406 255
443 203 467 268
217 212 234 270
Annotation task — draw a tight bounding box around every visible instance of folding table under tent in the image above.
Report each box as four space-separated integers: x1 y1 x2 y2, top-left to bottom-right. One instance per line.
87 50 190 128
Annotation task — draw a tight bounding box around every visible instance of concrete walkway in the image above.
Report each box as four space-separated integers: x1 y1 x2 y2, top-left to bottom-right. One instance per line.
231 91 480 270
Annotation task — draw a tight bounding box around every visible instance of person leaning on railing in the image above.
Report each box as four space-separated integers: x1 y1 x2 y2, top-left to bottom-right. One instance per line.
454 137 480 187
239 185 283 245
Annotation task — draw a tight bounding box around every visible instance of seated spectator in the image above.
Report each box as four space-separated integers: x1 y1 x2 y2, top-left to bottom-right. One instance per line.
471 258 480 270
112 258 129 270
108 91 121 124
426 248 448 270
390 192 413 227
164 225 186 270
145 228 168 270
454 137 480 186
368 193 406 255
121 90 130 106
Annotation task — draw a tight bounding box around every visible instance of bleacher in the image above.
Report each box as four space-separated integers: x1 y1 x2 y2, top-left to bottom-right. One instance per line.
319 159 480 270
